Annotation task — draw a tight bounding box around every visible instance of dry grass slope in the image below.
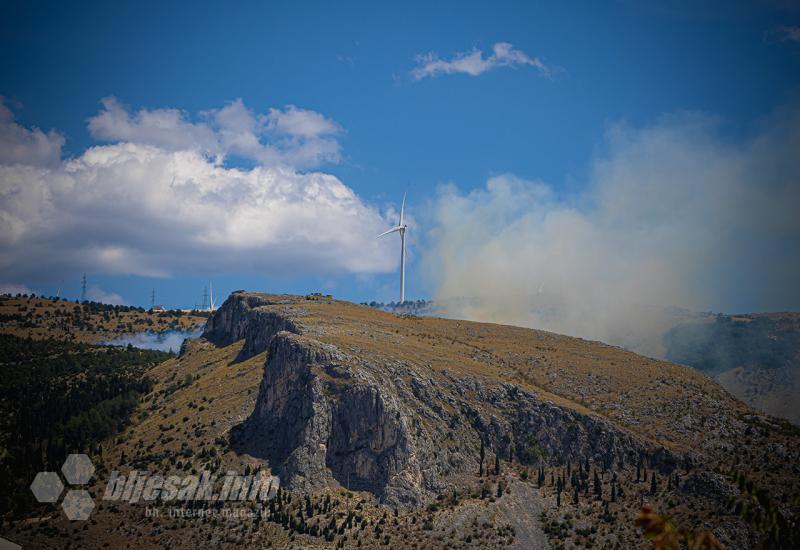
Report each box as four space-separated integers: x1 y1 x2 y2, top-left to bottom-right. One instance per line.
4 292 799 548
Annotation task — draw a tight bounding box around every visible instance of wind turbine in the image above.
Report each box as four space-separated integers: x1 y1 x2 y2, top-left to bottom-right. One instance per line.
378 193 408 303
209 282 216 312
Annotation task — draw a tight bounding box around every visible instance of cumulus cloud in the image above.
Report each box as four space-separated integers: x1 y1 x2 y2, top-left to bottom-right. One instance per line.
423 107 800 357
0 99 64 167
0 99 396 285
88 97 341 169
411 42 550 80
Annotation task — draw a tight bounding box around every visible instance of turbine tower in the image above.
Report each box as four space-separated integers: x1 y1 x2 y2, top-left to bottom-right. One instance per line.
378 193 408 303
209 282 216 312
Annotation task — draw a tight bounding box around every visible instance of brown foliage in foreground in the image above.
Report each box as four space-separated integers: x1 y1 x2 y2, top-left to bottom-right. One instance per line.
636 505 723 550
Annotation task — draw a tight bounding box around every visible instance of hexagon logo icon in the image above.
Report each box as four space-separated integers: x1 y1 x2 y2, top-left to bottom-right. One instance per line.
30 471 64 503
61 453 95 485
61 490 95 520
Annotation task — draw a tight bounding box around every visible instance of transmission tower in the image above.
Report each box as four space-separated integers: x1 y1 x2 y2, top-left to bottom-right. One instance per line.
151 288 156 309
81 273 87 302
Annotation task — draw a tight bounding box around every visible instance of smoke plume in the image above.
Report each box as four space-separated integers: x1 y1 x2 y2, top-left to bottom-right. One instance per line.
423 106 800 357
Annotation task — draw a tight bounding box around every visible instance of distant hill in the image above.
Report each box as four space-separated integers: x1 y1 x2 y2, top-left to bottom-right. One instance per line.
0 294 207 343
6 292 797 548
665 312 800 425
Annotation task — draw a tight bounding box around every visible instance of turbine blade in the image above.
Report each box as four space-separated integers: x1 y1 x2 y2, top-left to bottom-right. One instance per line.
377 227 402 238
399 192 406 226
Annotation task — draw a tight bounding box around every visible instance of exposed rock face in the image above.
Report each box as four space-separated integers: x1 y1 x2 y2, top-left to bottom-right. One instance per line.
203 293 300 361
213 293 683 507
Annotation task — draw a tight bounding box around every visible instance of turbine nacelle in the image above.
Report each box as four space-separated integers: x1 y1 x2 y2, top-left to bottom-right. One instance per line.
377 225 406 238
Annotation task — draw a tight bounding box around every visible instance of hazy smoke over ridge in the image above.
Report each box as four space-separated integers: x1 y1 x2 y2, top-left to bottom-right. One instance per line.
102 327 203 353
424 107 800 357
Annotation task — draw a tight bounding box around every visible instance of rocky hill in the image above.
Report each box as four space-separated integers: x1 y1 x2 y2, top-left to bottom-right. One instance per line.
665 312 800 425
4 292 799 548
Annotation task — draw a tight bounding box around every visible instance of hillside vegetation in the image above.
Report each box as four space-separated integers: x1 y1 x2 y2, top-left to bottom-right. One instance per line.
3 292 799 548
0 294 207 343
0 334 170 516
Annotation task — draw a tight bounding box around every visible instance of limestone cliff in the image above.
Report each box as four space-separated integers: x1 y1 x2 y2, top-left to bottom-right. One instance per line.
207 293 687 507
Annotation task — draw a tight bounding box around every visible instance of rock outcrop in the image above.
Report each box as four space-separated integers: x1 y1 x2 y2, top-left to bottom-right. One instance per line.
209 292 683 507
203 293 300 361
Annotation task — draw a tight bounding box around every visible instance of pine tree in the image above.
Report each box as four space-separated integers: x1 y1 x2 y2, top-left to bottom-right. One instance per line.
573 486 579 505
611 483 616 503
650 472 657 495
494 454 500 476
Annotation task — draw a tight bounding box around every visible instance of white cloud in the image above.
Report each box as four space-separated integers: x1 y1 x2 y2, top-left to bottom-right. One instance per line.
86 285 125 305
266 105 341 138
0 100 397 284
424 106 800 357
0 99 64 167
88 97 218 155
87 97 341 169
411 42 550 80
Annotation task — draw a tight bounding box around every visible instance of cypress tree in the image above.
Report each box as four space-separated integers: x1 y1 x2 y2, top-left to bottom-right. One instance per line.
479 439 485 477
594 471 602 498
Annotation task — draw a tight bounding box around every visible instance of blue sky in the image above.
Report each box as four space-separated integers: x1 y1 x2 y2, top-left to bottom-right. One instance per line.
1 0 799 311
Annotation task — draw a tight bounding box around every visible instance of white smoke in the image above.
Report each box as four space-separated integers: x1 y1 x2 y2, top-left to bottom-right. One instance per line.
423 106 800 357
102 326 204 353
